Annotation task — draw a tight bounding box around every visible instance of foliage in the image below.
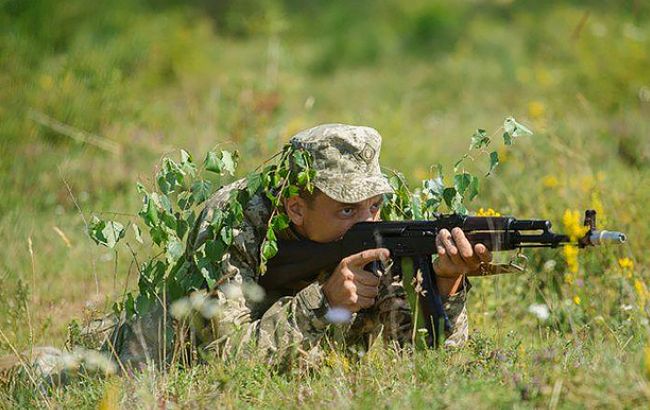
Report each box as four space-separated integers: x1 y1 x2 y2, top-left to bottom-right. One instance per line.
88 144 315 317
382 117 532 219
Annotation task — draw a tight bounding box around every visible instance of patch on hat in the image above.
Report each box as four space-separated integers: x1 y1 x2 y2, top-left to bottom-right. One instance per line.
359 144 376 163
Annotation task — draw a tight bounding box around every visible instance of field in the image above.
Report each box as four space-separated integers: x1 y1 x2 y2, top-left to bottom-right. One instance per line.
1 0 650 408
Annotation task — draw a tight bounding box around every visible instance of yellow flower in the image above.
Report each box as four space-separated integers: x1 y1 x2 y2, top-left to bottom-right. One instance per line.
563 244 579 273
573 295 581 305
477 208 501 217
562 209 589 242
564 273 574 285
542 175 559 189
618 257 634 270
528 101 546 120
634 279 648 310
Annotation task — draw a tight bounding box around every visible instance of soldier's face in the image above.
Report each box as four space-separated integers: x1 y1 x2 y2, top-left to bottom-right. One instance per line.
286 193 383 243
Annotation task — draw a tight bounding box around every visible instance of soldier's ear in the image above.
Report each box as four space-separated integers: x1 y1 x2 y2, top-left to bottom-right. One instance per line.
284 195 306 226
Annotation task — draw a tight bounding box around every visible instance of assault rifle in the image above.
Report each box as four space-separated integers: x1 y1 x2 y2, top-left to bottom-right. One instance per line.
260 210 626 347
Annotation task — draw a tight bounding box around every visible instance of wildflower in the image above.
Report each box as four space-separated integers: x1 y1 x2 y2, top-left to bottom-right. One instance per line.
325 307 353 324
573 295 581 305
170 297 192 319
528 101 546 120
618 257 634 270
564 272 574 285
634 279 648 310
543 259 557 272
477 207 501 217
563 245 579 273
542 175 559 188
528 303 550 320
562 209 589 242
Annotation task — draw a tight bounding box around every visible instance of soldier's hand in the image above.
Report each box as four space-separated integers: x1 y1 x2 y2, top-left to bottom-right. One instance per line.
433 227 492 278
322 248 389 313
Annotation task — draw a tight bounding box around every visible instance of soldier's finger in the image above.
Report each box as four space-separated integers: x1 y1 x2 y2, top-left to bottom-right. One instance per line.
452 227 474 261
440 230 463 265
475 244 493 263
435 233 446 256
356 295 375 310
350 267 380 285
355 282 379 298
345 248 390 268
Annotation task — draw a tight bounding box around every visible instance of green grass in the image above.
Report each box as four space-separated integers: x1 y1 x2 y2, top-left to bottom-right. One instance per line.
1 0 650 407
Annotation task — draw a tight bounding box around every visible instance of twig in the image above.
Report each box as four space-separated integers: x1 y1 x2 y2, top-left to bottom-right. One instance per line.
28 109 121 155
571 11 590 41
59 168 100 295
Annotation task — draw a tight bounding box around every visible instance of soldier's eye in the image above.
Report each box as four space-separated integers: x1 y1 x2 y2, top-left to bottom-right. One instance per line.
340 207 355 217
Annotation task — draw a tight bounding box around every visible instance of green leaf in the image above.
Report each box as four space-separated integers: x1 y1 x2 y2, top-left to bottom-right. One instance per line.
166 239 184 263
177 191 194 210
204 151 222 174
292 150 307 168
451 199 468 215
297 171 309 186
221 151 237 175
470 129 490 150
504 117 533 138
487 151 499 176
205 239 227 261
132 224 144 244
180 149 192 164
246 173 263 196
261 239 278 260
443 187 457 207
284 185 300 198
191 180 212 204
502 132 513 145
424 177 445 198
88 217 125 248
271 214 290 231
157 173 172 194
453 173 472 195
467 176 480 201
220 226 234 246
411 194 423 220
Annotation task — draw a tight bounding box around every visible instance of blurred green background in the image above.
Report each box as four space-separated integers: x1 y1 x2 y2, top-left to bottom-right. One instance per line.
1 0 649 406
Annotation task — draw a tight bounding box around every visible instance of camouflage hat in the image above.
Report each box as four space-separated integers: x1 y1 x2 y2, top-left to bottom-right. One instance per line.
289 123 394 203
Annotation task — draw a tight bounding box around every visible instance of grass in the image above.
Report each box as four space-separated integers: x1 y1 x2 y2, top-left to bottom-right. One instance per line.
1 0 649 407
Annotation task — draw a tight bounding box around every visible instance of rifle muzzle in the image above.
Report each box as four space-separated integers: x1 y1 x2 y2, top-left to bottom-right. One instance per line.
588 230 627 245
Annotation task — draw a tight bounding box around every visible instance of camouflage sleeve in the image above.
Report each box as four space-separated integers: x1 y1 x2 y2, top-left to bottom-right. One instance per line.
441 277 471 348
188 204 331 366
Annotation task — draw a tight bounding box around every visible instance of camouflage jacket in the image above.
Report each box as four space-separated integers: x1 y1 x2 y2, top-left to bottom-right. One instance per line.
175 179 470 364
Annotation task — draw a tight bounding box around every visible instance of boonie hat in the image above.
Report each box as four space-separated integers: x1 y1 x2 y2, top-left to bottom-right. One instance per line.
289 123 394 203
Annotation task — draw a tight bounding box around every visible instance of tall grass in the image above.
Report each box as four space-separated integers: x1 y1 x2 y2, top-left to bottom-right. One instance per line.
1 0 649 407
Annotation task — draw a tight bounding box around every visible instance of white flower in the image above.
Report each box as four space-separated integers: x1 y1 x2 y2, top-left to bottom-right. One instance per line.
190 291 207 310
528 303 550 321
221 283 244 300
243 282 266 303
325 307 352 324
170 297 192 319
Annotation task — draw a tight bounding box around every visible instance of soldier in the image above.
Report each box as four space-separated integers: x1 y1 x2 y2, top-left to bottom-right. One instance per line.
1 123 492 384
